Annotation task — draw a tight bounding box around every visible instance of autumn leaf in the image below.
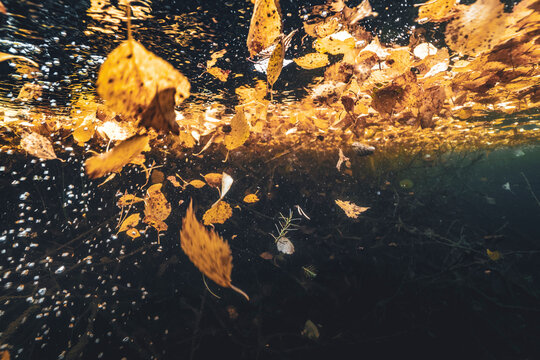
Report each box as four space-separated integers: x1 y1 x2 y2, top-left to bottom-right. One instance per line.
335 199 369 218
117 193 144 207
247 0 282 57
180 200 249 300
96 39 190 134
85 134 149 179
203 173 223 188
416 0 456 24
314 31 356 55
224 108 250 150
203 201 233 225
72 118 95 145
126 228 141 239
144 184 171 222
119 213 140 233
0 2 6 14
487 249 502 261
259 251 273 260
266 36 285 88
167 175 182 187
20 132 58 161
293 53 329 69
243 194 260 203
189 179 206 189
207 66 230 82
17 83 42 102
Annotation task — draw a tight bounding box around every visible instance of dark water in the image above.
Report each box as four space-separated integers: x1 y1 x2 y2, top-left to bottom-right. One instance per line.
1 1 540 360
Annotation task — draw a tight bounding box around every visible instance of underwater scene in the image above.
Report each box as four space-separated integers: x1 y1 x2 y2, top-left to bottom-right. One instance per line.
0 0 539 359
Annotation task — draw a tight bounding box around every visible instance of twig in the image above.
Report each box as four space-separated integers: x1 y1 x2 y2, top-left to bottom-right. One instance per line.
521 172 540 208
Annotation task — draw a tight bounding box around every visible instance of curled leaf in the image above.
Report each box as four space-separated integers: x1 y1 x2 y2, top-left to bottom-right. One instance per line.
335 199 369 219
180 200 249 300
85 135 149 179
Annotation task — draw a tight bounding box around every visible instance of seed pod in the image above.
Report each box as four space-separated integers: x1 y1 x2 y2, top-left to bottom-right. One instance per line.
351 142 375 156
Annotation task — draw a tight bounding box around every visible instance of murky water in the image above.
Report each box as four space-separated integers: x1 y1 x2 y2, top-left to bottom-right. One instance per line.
1 0 540 359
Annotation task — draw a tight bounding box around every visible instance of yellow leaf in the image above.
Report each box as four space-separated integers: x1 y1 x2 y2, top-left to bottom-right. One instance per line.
72 118 95 145
267 36 285 87
189 179 207 189
0 350 10 360
224 108 250 150
206 49 227 68
180 200 249 300
126 228 141 239
119 213 140 233
144 183 171 222
314 31 356 55
20 132 58 161
247 0 282 57
85 134 149 179
96 39 190 134
486 249 502 261
293 53 329 70
167 175 182 187
335 199 370 219
203 201 233 225
243 194 260 203
207 66 230 82
17 83 42 101
416 0 456 23
117 194 144 207
203 173 223 188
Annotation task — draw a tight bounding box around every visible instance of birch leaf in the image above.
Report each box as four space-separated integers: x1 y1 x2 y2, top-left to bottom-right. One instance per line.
247 0 282 57
119 213 140 233
224 108 250 150
180 200 249 300
96 39 190 134
293 53 329 69
203 201 233 225
144 183 171 222
85 135 149 179
266 36 285 87
203 173 223 188
189 179 206 189
243 194 260 203
20 132 58 160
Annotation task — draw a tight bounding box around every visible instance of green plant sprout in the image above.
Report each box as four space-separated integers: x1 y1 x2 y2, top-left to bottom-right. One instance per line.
271 209 300 243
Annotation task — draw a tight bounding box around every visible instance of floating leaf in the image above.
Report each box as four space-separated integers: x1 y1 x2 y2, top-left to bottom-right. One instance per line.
335 199 370 219
266 36 285 87
224 108 251 150
293 53 329 69
119 213 140 233
314 31 356 55
117 194 144 207
17 83 42 101
416 0 456 24
247 0 282 57
243 194 260 203
96 39 190 134
167 175 182 187
207 66 230 82
189 179 206 189
85 135 149 179
487 249 502 261
20 132 58 161
445 0 507 56
203 201 233 225
276 237 295 254
180 200 249 300
72 118 95 145
96 120 134 142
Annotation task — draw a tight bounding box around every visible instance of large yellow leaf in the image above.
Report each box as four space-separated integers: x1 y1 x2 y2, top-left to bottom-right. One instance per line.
96 39 190 134
85 134 149 179
293 53 329 69
180 200 249 300
247 0 282 57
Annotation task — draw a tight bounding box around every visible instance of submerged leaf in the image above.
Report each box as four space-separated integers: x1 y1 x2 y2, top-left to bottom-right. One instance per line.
96 39 190 134
224 108 251 150
335 199 369 218
247 0 282 57
180 200 249 300
85 135 149 179
301 320 320 340
20 132 58 160
144 183 171 222
203 173 223 188
276 237 295 254
189 179 206 189
203 201 233 225
119 213 140 233
117 194 144 207
243 194 260 203
487 249 502 261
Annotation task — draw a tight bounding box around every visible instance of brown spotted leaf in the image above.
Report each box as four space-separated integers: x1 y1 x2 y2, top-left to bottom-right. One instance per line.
180 200 249 300
247 0 282 57
267 36 285 87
